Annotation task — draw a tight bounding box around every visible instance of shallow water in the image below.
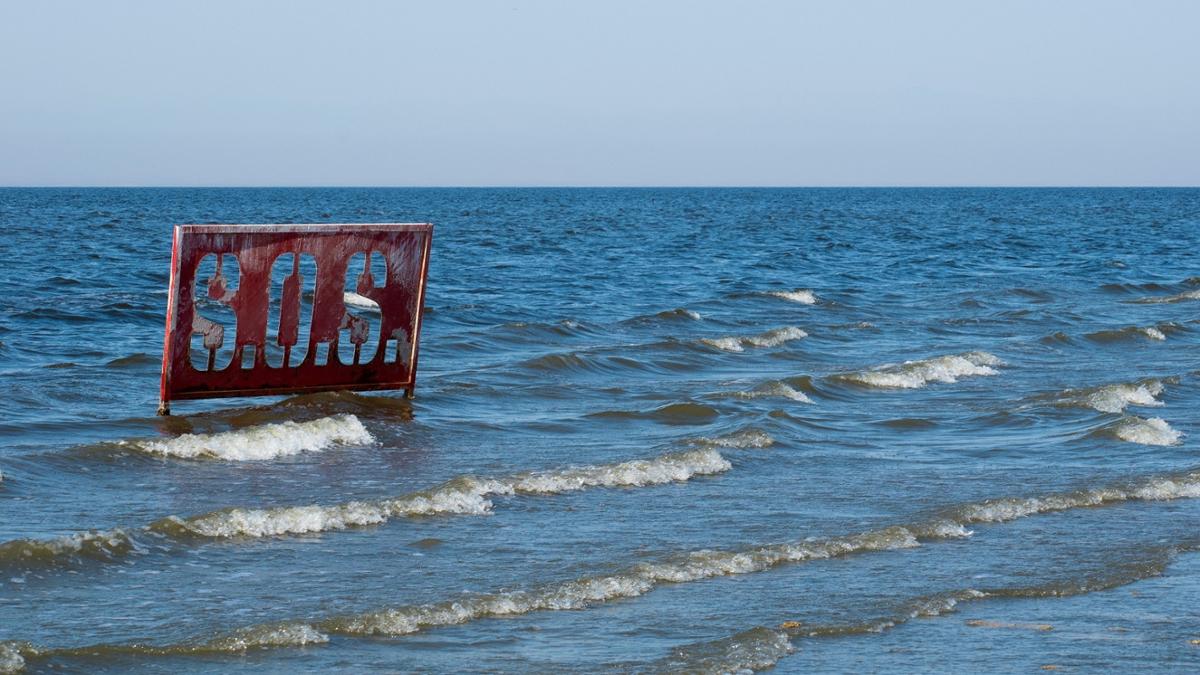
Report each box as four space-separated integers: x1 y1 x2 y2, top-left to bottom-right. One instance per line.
1 187 1199 673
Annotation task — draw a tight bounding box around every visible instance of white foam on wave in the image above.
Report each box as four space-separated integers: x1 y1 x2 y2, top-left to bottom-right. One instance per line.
1140 326 1167 341
733 381 813 403
702 327 808 352
0 643 25 674
661 627 795 674
319 526 923 637
1113 416 1182 446
1057 380 1165 414
78 467 1200 649
0 528 136 564
342 292 380 310
698 429 776 449
767 289 818 304
838 351 1002 389
951 471 1200 524
125 415 373 461
1136 289 1200 304
169 449 731 538
201 623 331 652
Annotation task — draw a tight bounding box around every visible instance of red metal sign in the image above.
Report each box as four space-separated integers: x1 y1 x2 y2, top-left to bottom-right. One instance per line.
158 223 432 414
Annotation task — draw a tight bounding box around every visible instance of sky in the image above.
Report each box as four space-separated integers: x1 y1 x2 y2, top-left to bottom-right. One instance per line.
0 0 1197 186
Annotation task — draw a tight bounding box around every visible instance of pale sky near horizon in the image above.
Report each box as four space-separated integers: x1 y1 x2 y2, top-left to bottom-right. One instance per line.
1 0 1197 187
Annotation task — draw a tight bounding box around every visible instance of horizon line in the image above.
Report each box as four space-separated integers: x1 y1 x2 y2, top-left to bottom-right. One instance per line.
2 184 1199 190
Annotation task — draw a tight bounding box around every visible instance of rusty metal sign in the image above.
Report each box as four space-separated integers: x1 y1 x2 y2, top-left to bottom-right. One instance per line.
158 223 432 414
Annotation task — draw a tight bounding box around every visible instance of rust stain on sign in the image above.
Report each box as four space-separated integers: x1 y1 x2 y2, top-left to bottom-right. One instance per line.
158 223 433 414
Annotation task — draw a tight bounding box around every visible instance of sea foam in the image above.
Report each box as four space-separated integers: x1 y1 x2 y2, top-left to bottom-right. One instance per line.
732 381 814 403
163 448 731 538
698 429 776 449
342 292 380 310
1054 380 1165 414
1112 416 1183 446
124 415 373 461
11 467 1200 663
316 526 925 637
767 289 818 304
701 327 807 352
836 351 1002 389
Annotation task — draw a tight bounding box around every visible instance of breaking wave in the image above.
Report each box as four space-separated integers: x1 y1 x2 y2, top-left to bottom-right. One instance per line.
696 429 776 449
834 351 1002 389
1051 379 1165 414
162 448 730 538
941 471 1200 524
658 627 795 674
315 526 927 637
1108 416 1183 446
120 415 373 461
0 643 25 674
1085 324 1171 343
701 327 808 352
1134 289 1200 304
0 623 330 671
0 529 138 569
766 289 818 304
0 450 731 567
731 381 814 403
8 468 1200 669
342 292 380 310
664 549 1184 675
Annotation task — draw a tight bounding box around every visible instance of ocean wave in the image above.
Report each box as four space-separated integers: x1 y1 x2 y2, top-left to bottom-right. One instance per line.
104 353 160 369
617 307 703 327
731 381 814 403
120 415 373 461
658 627 795 674
0 449 730 568
342 292 380 310
9 470 1200 669
766 289 818 304
315 526 926 637
1051 380 1165 414
943 471 1200 525
0 643 26 674
1134 289 1200 304
1084 325 1170 342
834 351 1002 389
1109 416 1183 446
696 429 776 449
701 327 807 352
588 402 721 424
671 551 1182 674
0 622 331 673
0 529 138 569
156 449 730 540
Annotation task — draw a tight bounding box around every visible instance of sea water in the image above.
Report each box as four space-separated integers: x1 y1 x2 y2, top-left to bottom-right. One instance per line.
1 188 1199 672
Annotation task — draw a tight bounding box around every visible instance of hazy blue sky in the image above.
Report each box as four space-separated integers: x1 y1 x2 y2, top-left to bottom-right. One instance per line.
1 1 1196 186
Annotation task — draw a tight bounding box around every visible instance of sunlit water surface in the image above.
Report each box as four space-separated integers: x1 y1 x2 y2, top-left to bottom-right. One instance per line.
1 188 1199 673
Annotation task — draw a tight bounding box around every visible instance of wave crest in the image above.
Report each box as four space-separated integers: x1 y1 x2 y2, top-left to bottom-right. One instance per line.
1085 325 1170 342
767 289 818 304
1053 380 1165 414
835 351 1002 389
122 415 373 461
731 381 814 403
160 449 730 539
1111 416 1183 446
701 327 807 352
0 529 138 569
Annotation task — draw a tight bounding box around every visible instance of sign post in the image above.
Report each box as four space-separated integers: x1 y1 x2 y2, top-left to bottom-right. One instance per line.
158 223 432 415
